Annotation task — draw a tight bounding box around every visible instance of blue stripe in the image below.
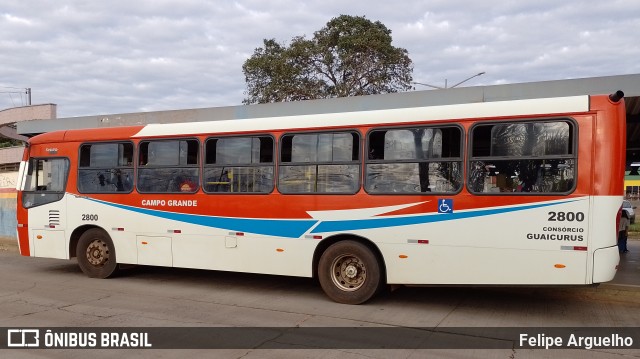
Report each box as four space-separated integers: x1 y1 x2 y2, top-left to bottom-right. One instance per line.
88 198 580 238
310 200 577 233
88 199 318 238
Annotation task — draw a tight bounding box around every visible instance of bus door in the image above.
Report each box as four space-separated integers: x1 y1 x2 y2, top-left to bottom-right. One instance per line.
20 157 70 259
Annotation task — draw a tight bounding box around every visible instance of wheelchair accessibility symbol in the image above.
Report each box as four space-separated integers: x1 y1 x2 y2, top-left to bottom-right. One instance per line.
438 199 453 213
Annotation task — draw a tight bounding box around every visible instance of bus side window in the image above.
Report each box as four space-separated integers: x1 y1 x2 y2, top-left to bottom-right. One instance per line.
78 142 134 193
279 132 360 194
365 126 462 194
469 120 575 194
137 139 200 194
23 158 69 208
203 136 274 194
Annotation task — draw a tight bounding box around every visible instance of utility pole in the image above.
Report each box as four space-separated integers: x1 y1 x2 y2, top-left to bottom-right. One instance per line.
413 72 485 90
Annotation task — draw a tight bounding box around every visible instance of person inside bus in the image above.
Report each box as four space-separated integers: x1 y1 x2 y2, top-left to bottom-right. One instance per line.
618 211 630 253
178 177 196 192
112 169 126 191
139 152 148 166
168 173 196 192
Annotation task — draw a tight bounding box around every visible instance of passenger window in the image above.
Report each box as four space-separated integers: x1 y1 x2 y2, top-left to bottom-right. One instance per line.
204 136 274 193
366 126 462 193
78 142 134 193
279 132 360 194
469 120 575 194
137 139 199 193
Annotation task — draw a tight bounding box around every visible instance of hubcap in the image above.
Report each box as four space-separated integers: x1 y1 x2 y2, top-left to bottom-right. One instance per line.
86 239 109 267
330 254 366 292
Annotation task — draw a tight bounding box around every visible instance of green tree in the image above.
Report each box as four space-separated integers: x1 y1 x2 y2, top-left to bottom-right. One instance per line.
242 15 413 104
0 138 22 148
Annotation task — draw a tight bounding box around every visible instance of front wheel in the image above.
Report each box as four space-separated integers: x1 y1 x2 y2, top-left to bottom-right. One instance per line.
76 228 118 278
318 240 382 304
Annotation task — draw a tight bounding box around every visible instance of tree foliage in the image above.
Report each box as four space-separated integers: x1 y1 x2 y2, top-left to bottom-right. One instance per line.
242 15 413 104
0 138 22 148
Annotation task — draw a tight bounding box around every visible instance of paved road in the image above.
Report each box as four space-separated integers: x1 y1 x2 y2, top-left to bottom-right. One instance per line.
0 247 639 358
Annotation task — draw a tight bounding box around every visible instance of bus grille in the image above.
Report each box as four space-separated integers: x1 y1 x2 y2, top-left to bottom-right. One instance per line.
49 210 60 226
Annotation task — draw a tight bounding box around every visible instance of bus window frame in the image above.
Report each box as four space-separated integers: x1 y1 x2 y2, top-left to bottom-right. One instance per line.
278 129 362 195
136 137 201 194
77 140 135 194
22 156 70 209
467 117 579 196
364 123 465 196
202 134 276 195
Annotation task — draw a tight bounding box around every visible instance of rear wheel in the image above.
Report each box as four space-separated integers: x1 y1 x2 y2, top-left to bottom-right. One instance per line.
318 240 382 304
76 228 118 278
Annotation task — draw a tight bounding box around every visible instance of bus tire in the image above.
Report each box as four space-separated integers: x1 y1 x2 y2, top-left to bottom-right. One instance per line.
318 240 382 304
76 228 118 278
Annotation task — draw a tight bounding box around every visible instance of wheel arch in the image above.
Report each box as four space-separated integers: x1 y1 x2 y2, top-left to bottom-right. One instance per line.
68 224 109 259
312 233 387 283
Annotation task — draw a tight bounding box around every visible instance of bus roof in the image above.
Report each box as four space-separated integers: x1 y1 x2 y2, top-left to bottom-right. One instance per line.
29 95 591 144
132 95 589 138
29 125 145 145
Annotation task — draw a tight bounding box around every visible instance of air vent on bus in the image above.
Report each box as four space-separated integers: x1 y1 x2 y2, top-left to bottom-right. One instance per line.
49 210 61 226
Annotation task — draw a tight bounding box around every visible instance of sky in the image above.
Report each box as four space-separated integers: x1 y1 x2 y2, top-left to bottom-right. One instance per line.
1 0 639 118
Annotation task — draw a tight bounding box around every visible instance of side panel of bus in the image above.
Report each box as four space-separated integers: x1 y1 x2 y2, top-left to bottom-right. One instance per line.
28 198 68 259
589 94 626 283
63 194 318 277
375 199 591 285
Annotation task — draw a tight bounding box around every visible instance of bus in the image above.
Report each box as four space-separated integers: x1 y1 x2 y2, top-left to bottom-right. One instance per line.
15 92 626 304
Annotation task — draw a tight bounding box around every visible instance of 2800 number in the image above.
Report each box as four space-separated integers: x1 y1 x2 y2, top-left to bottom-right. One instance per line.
81 214 99 221
548 211 584 222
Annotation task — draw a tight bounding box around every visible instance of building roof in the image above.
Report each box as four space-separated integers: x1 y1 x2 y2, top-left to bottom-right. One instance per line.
13 75 640 156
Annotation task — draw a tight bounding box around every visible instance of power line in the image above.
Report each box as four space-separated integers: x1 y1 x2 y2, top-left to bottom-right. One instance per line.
413 72 486 89
0 87 31 106
0 86 28 90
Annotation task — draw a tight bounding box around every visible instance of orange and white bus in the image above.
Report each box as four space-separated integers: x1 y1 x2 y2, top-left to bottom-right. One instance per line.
15 92 626 304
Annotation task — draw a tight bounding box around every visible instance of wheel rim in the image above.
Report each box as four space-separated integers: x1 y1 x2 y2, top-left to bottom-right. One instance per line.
330 253 366 292
86 239 109 267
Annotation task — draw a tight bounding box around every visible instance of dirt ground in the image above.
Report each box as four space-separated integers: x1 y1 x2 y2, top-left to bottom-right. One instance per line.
0 236 18 252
